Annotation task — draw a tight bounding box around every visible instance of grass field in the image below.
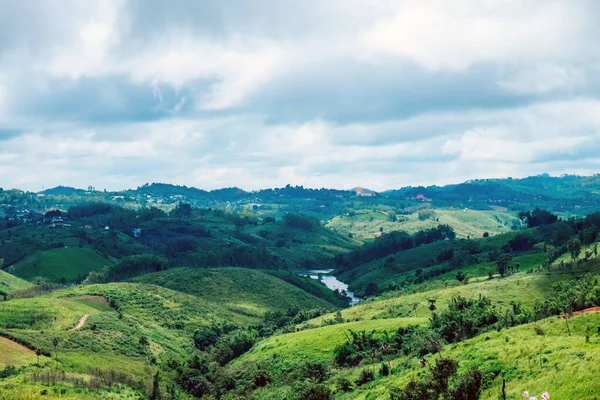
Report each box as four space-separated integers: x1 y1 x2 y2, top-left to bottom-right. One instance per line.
238 318 427 368
309 266 599 326
326 207 519 240
249 221 361 268
12 247 113 282
343 312 600 400
0 269 33 295
131 267 339 318
0 336 41 366
437 252 548 282
242 263 600 399
336 229 543 295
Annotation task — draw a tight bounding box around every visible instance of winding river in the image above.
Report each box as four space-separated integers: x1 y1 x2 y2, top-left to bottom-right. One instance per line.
298 269 362 305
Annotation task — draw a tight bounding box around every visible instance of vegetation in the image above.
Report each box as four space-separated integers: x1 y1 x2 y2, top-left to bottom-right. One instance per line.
3 177 600 398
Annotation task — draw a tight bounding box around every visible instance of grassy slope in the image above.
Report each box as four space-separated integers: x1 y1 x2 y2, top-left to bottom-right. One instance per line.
337 241 452 293
245 265 600 399
0 267 342 399
264 270 351 307
309 268 595 325
0 282 219 398
337 230 540 294
12 247 113 282
131 267 338 318
347 313 600 400
239 318 427 367
438 252 547 282
0 336 40 367
249 222 360 268
0 269 33 294
326 208 519 240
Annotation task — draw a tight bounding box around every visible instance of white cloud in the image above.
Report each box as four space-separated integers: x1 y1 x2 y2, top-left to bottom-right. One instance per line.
498 64 586 94
359 0 587 70
2 1 600 190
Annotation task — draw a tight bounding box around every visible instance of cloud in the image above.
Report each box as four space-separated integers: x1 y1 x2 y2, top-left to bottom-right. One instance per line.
1 1 600 191
359 0 592 71
498 64 586 94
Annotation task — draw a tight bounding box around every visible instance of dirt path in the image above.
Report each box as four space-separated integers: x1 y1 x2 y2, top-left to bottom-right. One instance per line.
560 307 600 319
70 314 90 331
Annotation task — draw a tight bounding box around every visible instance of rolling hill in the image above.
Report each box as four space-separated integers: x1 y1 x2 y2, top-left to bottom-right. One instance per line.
327 207 520 240
130 267 340 318
11 247 114 283
0 269 33 296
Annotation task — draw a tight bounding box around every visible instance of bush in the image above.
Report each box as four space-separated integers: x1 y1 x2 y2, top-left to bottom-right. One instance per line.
448 367 483 400
379 363 390 377
193 326 220 350
299 383 333 400
336 377 353 392
534 325 545 336
211 329 257 365
355 369 375 386
301 362 329 383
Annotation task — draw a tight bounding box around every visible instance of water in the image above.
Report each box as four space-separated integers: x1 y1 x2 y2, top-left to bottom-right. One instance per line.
298 269 362 305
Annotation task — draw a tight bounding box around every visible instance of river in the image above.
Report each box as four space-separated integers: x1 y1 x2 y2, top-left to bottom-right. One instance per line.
298 269 362 305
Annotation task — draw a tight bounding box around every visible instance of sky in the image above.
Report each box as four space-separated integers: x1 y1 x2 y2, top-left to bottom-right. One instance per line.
1 0 600 192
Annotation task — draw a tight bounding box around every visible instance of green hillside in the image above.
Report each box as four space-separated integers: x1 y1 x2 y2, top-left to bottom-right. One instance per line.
130 267 339 318
229 262 600 399
335 228 543 295
436 252 547 282
0 269 33 295
327 207 519 240
343 313 600 400
311 264 597 325
239 317 427 367
11 247 113 283
249 220 361 268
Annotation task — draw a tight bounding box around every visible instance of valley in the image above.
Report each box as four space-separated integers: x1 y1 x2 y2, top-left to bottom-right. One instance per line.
1 176 600 399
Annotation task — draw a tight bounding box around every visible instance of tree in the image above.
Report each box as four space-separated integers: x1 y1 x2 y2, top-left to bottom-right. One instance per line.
150 370 161 400
567 237 582 262
388 211 397 222
546 245 556 264
455 271 467 283
482 232 489 238
428 299 437 316
90 323 98 351
36 349 42 366
365 283 379 297
52 337 60 370
82 271 103 285
518 208 558 227
496 254 512 278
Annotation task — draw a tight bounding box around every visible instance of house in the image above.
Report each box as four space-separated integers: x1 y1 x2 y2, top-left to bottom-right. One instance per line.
413 194 432 202
355 187 375 197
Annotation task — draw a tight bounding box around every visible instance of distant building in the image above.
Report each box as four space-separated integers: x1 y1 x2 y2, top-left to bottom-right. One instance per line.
355 187 375 197
413 194 432 202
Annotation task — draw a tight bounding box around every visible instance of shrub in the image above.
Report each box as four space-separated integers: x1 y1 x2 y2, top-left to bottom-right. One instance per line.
336 377 353 392
534 325 545 336
211 329 257 365
355 369 375 386
301 361 329 383
299 383 333 400
448 367 483 400
379 363 390 377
